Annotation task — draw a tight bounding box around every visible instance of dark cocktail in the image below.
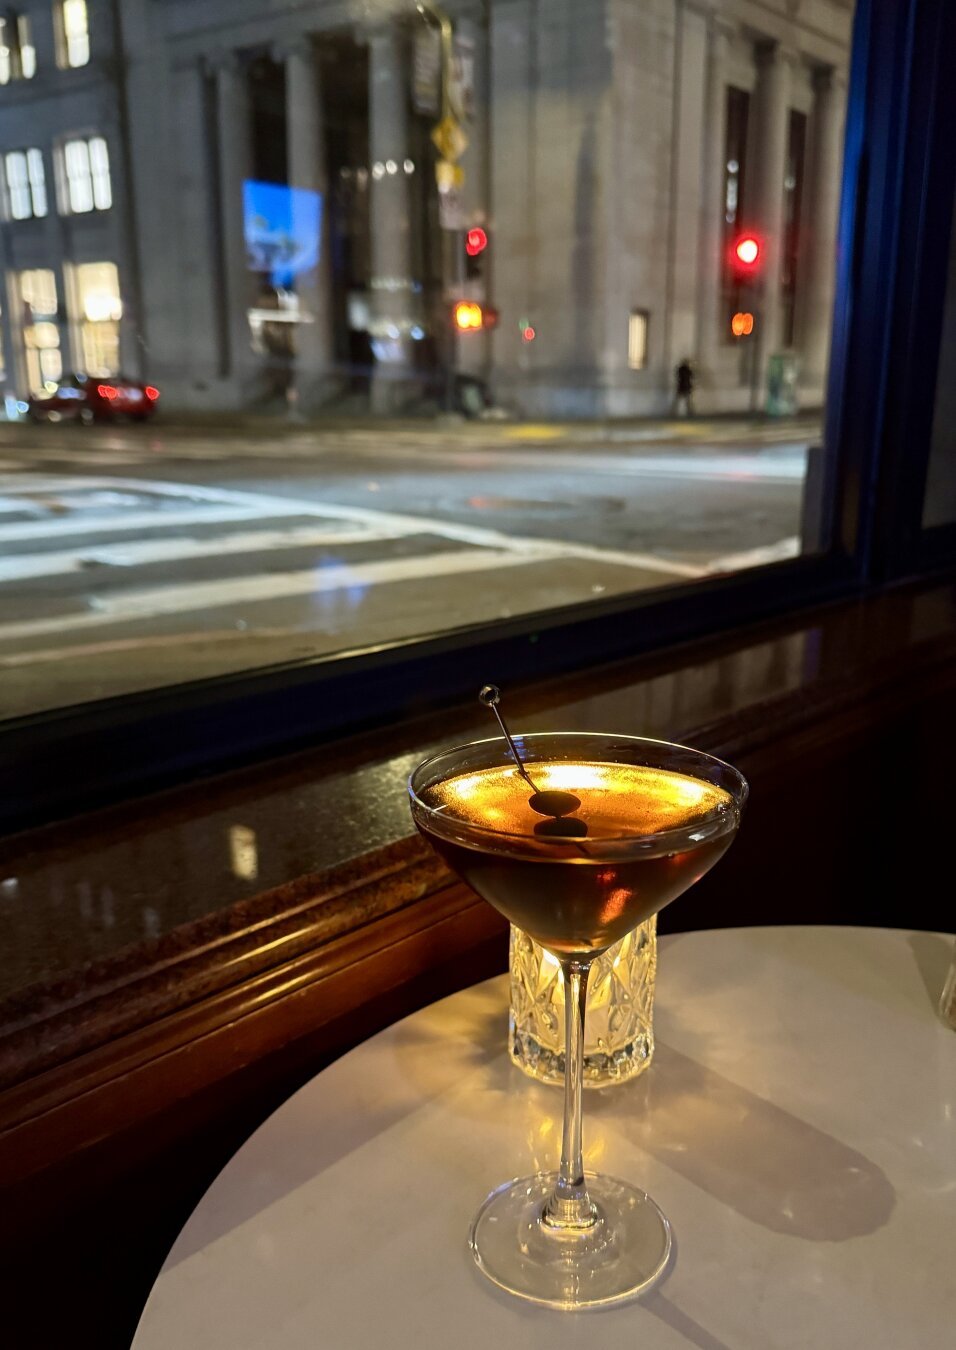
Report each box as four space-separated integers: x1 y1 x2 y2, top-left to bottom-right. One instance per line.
410 731 747 1309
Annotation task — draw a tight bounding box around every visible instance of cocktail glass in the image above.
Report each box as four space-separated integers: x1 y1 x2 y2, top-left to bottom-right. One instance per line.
409 732 747 1310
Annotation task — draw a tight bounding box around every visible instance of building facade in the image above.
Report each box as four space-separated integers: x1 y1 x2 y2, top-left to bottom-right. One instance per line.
0 0 852 418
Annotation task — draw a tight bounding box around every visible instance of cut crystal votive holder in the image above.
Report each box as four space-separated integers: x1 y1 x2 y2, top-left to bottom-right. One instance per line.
509 919 657 1088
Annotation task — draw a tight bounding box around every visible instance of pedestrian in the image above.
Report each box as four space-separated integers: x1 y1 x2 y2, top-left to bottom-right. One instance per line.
674 358 695 418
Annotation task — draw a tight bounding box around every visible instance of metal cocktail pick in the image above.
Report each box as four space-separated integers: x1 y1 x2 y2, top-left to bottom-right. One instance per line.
478 684 585 833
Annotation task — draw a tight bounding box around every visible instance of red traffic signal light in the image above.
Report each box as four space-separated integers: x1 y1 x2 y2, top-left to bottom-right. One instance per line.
453 300 484 331
731 311 755 337
734 235 760 268
465 227 488 258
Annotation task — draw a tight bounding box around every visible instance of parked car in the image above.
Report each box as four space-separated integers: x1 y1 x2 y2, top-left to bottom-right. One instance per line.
27 373 160 424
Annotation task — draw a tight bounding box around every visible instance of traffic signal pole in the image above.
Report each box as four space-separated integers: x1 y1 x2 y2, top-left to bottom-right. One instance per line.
445 229 464 411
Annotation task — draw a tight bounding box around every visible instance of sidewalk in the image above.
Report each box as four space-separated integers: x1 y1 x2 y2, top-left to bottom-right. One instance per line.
0 408 823 455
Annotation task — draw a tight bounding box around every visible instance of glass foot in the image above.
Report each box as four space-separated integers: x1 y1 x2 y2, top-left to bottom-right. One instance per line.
469 1170 672 1310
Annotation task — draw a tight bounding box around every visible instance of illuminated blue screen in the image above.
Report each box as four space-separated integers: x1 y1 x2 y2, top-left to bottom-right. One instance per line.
243 180 322 288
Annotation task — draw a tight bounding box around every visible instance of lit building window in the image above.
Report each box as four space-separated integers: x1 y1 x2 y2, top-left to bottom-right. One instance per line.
0 14 37 82
628 310 649 370
19 270 62 394
18 15 34 77
4 149 47 220
57 0 90 70
72 261 122 375
60 135 111 213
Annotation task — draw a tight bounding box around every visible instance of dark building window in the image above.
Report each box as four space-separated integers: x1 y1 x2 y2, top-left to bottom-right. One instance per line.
782 109 807 349
721 85 751 339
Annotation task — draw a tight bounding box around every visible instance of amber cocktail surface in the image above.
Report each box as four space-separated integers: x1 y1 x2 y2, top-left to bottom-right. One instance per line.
417 760 735 957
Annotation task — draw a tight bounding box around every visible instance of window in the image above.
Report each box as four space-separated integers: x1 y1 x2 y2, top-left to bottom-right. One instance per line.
628 311 649 370
4 149 47 220
722 86 751 338
72 260 122 375
19 269 62 394
1 0 954 828
60 135 111 213
0 13 36 82
781 110 807 349
56 0 90 69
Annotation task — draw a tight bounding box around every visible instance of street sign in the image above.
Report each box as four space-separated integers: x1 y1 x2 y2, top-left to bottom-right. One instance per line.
412 27 441 116
435 160 464 191
431 113 469 163
438 183 467 230
449 34 475 122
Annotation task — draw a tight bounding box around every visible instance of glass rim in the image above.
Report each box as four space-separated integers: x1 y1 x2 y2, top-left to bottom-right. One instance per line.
408 730 748 851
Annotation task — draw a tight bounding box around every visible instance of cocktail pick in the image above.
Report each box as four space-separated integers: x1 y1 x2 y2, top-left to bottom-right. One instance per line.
478 685 582 821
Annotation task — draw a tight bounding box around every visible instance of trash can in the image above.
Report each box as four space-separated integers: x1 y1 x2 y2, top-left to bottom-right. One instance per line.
766 352 800 416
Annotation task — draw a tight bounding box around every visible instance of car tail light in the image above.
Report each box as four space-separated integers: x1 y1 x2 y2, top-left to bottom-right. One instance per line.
97 384 118 400
145 385 159 400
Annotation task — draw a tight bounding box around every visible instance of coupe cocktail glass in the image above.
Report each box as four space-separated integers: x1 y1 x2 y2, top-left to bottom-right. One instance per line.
409 732 747 1310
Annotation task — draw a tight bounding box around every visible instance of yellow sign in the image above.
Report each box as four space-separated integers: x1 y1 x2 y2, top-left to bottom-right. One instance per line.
435 159 464 191
431 114 468 163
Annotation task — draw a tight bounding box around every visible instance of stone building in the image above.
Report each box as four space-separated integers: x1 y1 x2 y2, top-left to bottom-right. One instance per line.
0 0 852 417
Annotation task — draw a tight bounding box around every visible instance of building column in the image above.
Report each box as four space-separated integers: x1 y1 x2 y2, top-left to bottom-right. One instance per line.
753 42 794 387
368 22 417 413
796 66 846 387
284 36 335 411
697 18 733 385
214 52 256 397
0 233 21 399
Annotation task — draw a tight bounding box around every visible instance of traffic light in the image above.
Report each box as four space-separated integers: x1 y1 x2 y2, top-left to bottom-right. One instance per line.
465 226 488 281
453 300 484 331
731 311 755 337
732 234 761 273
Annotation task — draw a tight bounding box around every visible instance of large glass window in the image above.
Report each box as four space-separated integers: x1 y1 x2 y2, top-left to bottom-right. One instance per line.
72 260 122 375
4 149 47 220
0 7 861 724
60 135 111 213
3 0 952 809
19 269 62 394
0 13 36 82
56 0 90 69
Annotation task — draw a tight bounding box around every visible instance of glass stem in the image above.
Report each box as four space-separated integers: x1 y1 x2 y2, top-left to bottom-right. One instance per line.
543 959 598 1232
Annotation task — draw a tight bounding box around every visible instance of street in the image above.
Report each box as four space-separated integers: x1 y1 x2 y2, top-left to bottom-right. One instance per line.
0 416 815 717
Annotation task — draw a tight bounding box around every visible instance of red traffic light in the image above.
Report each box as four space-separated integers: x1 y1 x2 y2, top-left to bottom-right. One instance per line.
734 235 760 268
453 300 484 331
731 311 755 337
521 325 536 343
465 227 488 258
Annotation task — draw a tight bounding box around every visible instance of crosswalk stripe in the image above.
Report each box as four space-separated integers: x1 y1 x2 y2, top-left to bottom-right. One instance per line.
0 473 708 581
0 546 550 644
0 524 406 582
0 501 305 543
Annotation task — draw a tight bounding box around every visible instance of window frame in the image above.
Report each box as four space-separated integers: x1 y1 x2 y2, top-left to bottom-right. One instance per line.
2 0 955 833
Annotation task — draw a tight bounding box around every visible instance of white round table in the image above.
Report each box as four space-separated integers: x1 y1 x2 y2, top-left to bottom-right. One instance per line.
133 927 956 1349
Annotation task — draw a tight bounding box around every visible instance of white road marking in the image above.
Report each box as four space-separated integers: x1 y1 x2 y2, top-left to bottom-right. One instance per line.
0 547 553 643
704 536 801 573
0 524 406 582
0 502 310 544
0 474 706 579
